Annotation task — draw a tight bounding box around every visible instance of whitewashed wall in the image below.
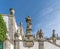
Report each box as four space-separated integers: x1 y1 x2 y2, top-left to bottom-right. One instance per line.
3 16 9 31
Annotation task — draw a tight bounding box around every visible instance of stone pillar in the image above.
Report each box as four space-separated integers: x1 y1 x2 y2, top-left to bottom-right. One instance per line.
14 32 20 49
8 8 15 40
37 29 44 49
14 40 19 49
23 16 34 48
25 16 32 35
52 29 56 44
20 22 24 39
39 41 44 49
8 16 14 40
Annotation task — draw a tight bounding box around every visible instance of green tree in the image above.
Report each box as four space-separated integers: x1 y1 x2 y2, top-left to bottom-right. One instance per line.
0 14 7 41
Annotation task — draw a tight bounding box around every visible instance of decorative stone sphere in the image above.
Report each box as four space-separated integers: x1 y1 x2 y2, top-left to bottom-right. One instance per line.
10 8 15 15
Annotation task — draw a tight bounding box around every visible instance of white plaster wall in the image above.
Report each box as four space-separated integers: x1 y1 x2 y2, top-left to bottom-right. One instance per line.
44 42 60 49
5 16 18 33
3 16 9 31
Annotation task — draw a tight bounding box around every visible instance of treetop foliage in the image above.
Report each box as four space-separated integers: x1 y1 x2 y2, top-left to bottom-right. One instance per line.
0 14 7 41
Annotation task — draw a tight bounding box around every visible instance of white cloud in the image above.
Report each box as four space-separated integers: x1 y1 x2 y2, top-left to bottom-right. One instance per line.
33 6 60 37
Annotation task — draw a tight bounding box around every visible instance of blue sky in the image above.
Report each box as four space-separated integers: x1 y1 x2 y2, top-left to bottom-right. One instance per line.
0 0 60 37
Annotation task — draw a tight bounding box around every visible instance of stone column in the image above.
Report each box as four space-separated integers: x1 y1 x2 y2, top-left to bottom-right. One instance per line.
8 8 15 40
52 29 56 44
39 41 44 49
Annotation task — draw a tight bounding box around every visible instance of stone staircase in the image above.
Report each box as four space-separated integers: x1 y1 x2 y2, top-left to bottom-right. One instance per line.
48 40 60 48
